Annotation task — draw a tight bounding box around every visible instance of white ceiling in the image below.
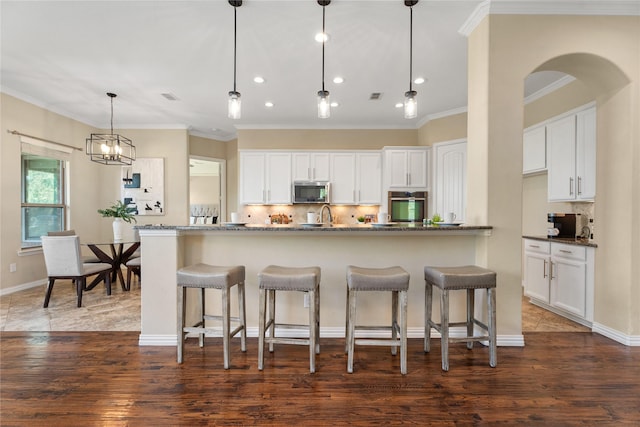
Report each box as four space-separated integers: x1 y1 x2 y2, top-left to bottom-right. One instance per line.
1 0 571 141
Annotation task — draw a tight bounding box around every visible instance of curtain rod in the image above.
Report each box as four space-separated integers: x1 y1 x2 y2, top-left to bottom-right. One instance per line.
7 130 83 151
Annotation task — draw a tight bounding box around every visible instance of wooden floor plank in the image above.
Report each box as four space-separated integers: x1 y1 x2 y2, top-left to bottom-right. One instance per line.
1 332 639 425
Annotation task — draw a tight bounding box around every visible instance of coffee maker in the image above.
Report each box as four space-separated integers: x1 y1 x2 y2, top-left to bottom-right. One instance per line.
547 213 579 238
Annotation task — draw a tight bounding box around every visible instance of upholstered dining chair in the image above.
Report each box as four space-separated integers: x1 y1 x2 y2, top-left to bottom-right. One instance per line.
47 230 101 263
41 235 113 308
125 257 141 290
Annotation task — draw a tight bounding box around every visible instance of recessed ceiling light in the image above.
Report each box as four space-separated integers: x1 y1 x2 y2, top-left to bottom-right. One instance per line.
330 102 339 107
333 76 344 84
315 32 329 43
254 76 265 84
414 77 426 85
265 101 274 108
395 103 403 108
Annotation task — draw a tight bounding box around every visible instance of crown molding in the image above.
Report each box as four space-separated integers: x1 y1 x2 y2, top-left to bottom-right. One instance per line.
460 0 640 36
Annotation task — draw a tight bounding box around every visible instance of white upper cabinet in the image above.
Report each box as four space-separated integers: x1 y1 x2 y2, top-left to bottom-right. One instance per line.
292 152 330 181
239 151 291 205
355 152 382 205
433 140 466 222
329 152 357 204
384 148 429 189
547 106 596 202
523 125 546 174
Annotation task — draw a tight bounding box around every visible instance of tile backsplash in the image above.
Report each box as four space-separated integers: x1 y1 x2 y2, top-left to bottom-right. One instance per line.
238 204 381 225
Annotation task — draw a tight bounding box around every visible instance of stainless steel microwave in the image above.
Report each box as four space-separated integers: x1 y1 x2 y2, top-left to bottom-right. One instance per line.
292 181 330 204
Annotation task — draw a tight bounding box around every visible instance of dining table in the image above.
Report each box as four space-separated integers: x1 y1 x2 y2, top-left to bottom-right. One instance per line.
85 239 140 291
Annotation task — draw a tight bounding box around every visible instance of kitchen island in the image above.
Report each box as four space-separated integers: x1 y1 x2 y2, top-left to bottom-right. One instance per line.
137 223 492 346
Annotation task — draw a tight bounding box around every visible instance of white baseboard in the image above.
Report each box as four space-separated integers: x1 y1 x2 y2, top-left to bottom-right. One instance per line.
0 279 46 296
592 322 640 346
138 334 178 346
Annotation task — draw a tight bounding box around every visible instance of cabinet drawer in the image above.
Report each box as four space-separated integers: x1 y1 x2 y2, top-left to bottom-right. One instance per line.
523 239 550 254
551 243 586 261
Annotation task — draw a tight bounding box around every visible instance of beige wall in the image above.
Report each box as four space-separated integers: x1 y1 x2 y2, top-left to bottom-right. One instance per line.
467 15 640 338
237 129 418 150
0 94 191 292
418 112 468 146
189 134 227 160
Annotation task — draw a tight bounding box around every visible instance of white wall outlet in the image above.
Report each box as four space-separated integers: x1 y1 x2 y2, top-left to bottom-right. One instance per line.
303 292 310 308
9 263 17 273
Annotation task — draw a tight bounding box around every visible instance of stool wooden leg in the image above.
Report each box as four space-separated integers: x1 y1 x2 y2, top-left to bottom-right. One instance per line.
344 286 349 354
199 288 205 348
238 282 247 352
347 289 356 374
258 288 266 371
391 290 398 356
309 289 316 373
467 288 475 350
488 287 497 367
177 286 185 363
424 281 433 353
400 290 408 375
441 288 450 372
222 286 230 369
268 289 276 353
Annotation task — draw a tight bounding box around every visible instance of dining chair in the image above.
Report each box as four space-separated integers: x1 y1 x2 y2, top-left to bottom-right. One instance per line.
125 257 141 290
41 235 113 308
47 230 101 263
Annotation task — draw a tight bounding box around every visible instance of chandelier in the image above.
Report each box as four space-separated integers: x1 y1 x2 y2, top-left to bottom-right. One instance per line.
86 92 135 165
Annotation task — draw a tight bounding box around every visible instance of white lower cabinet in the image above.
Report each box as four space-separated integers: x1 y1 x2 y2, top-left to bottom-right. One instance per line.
523 239 594 324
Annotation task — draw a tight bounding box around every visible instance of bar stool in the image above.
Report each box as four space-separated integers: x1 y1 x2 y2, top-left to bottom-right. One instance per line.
424 265 497 371
176 263 246 369
258 265 321 373
345 265 410 375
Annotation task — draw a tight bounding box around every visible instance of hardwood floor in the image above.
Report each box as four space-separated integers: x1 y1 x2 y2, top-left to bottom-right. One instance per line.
1 332 639 425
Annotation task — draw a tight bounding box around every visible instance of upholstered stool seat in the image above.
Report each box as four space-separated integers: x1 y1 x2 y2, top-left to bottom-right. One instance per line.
258 265 321 373
345 265 410 375
424 265 497 371
177 263 246 369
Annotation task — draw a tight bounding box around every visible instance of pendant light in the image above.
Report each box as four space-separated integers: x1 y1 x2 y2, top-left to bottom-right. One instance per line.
228 0 242 119
86 92 136 165
404 0 418 119
317 0 331 119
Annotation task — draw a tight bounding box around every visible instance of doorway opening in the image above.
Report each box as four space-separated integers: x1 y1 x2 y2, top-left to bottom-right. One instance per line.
189 156 226 224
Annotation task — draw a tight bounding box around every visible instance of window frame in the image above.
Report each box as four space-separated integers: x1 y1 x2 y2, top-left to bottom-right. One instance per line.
20 154 68 248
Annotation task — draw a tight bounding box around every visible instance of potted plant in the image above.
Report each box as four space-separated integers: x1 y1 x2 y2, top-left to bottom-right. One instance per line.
98 200 136 240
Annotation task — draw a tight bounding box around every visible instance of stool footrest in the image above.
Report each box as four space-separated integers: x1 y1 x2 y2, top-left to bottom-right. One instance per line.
355 338 401 347
448 335 490 343
204 314 243 324
270 322 311 330
266 337 310 346
183 325 245 339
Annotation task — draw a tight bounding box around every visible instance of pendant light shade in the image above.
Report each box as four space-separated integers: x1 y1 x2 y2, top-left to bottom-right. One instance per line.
317 0 331 119
86 92 136 165
228 0 242 119
404 0 418 119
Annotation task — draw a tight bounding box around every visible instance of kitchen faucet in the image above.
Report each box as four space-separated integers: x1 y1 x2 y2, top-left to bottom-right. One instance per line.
320 204 333 225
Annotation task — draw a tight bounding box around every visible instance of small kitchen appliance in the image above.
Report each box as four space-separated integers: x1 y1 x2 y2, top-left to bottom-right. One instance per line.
547 213 579 238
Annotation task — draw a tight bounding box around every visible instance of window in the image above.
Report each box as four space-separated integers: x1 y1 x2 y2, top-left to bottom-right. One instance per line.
21 154 66 247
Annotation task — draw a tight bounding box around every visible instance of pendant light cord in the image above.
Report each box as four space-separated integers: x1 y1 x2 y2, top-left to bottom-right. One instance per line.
233 6 237 93
409 5 413 93
322 4 326 92
110 96 114 135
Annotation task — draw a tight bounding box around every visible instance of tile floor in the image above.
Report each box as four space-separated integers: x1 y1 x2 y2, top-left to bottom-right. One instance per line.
1 279 587 333
0 278 140 331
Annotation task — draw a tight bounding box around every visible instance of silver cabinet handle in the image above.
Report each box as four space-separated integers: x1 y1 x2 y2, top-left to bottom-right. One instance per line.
406 172 410 186
529 244 540 248
543 259 548 278
559 249 572 254
550 261 555 279
577 176 582 195
569 177 574 195
308 168 311 180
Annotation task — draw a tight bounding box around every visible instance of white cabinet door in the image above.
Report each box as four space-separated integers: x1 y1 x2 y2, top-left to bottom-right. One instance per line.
434 141 466 222
524 252 550 303
523 126 546 174
266 153 292 204
576 107 596 200
551 257 587 318
330 153 356 204
356 152 382 205
384 148 429 189
292 153 330 181
547 115 577 201
407 150 428 188
240 152 266 204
